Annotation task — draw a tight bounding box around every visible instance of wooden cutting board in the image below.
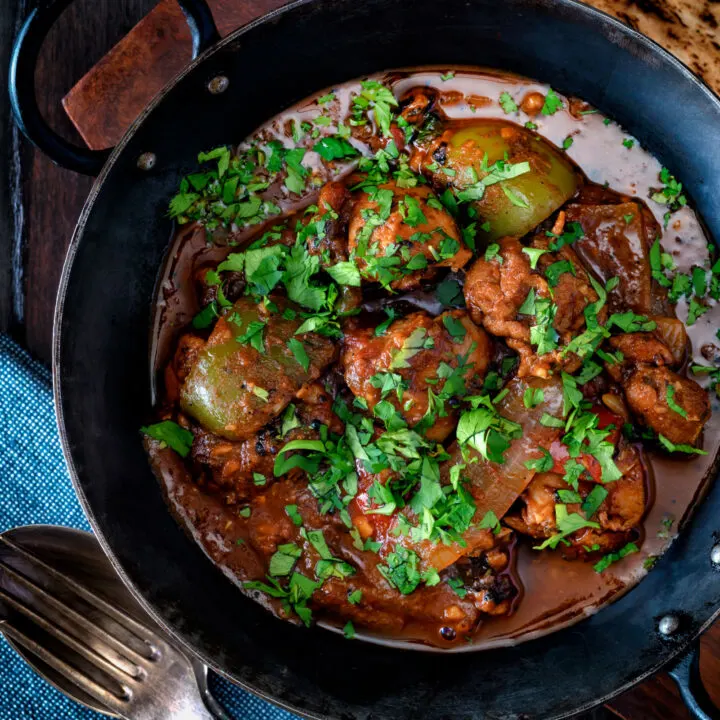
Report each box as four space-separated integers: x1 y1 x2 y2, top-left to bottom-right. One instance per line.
62 0 719 149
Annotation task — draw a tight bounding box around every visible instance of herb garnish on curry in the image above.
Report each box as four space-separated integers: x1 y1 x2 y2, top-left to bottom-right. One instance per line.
142 69 720 648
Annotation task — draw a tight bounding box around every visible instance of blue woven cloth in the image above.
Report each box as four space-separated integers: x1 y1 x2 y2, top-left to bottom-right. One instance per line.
0 334 299 720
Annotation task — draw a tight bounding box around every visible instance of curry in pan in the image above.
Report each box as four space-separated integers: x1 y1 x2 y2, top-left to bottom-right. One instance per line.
143 69 720 648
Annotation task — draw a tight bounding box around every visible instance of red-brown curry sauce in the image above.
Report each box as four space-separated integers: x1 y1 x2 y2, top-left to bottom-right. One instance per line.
146 68 720 650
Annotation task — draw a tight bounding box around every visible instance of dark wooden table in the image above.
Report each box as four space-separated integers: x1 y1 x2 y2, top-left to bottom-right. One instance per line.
1 1 719 718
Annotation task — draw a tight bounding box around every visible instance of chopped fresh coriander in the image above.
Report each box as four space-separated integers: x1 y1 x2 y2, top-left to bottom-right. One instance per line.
236 320 266 353
558 489 582 504
478 510 501 534
523 386 544 409
581 486 608 519
440 71 455 81
522 247 548 270
540 413 565 428
533 504 599 550
687 298 708 325
525 121 538 130
253 472 267 486
446 577 467 598
287 338 310 372
501 184 529 208
562 136 574 151
317 92 335 105
658 434 707 455
239 507 251 518
457 396 523 464
343 621 356 639
348 589 363 605
499 91 518 113
375 308 398 336
623 213 634 224
622 138 634 149
541 88 563 115
484 243 502 263
518 288 536 315
665 385 688 418
192 301 219 329
269 543 302 576
649 238 672 288
390 328 433 369
524 447 554 472
650 167 687 214
593 542 639 573
603 117 612 126
141 421 193 457
435 278 465 308
691 266 707 297
313 136 359 161
443 314 467 340
545 259 575 287
351 80 398 137
285 504 303 526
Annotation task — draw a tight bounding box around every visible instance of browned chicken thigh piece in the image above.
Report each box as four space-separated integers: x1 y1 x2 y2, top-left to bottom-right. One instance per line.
623 365 710 447
505 442 646 555
341 310 491 440
463 236 602 378
347 180 472 290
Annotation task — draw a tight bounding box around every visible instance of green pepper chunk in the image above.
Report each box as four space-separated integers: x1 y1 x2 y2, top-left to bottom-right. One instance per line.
180 297 335 441
427 121 578 241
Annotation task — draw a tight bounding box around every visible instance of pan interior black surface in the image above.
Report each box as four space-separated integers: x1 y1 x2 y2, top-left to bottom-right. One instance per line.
54 0 720 718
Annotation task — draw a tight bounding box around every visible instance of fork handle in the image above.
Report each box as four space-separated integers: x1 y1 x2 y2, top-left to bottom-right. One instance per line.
191 659 233 720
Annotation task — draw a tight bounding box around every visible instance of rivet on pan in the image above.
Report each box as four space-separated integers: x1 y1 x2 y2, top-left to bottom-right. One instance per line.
711 543 720 566
658 614 680 637
136 152 157 171
207 75 229 94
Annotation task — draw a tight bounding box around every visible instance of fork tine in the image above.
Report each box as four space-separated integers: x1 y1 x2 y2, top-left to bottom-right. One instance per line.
0 587 142 681
0 558 153 666
1 621 131 717
0 536 158 645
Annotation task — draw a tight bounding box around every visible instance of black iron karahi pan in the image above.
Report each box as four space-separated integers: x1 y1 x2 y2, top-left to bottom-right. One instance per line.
9 0 720 717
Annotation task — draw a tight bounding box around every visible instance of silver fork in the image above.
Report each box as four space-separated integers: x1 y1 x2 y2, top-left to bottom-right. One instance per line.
0 525 231 719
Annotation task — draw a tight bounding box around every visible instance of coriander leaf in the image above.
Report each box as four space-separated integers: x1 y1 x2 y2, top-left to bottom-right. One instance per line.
236 320 266 353
518 288 536 315
541 88 563 115
192 302 219 329
442 314 467 340
435 278 465 308
658 434 707 455
326 261 361 287
313 136 359 161
665 385 688 418
522 247 548 270
593 542 639 573
269 543 302 576
523 387 545 409
581 485 608 519
287 338 310 371
499 91 518 113
524 447 554 472
484 243 502 264
141 421 194 457
502 185 529 208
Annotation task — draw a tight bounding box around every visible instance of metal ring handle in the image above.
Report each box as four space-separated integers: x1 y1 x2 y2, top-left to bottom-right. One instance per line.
8 0 221 176
669 645 720 720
